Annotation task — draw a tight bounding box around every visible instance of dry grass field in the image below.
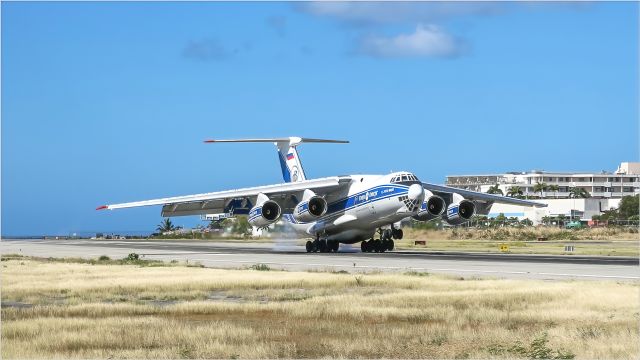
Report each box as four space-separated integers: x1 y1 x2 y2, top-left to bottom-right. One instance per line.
397 228 639 256
174 227 639 256
2 255 639 359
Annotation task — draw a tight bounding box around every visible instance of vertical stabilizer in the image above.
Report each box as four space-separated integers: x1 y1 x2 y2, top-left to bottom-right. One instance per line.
275 137 306 183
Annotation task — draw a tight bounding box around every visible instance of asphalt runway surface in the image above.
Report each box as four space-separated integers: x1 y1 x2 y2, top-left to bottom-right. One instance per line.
2 238 638 281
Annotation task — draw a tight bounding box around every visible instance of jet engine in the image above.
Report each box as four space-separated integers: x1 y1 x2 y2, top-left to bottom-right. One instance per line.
443 197 475 225
293 190 327 222
248 193 282 228
412 190 446 221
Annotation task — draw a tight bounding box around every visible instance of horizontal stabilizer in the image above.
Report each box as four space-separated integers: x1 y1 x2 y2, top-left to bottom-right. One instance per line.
202 136 349 183
204 137 349 145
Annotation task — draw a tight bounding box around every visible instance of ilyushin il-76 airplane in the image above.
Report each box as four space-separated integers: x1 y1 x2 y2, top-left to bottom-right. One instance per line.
98 137 546 253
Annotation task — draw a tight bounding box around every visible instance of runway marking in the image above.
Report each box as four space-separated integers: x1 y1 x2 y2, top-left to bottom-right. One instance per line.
178 257 640 280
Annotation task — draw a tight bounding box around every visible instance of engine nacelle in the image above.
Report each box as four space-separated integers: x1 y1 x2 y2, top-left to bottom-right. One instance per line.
443 199 475 225
412 190 446 221
248 193 281 228
293 191 327 223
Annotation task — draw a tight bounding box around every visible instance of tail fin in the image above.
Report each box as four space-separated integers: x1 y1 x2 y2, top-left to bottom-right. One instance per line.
204 137 348 183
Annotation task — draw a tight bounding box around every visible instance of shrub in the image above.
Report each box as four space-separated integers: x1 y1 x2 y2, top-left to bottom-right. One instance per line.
98 255 111 261
126 253 140 261
486 332 575 359
249 263 270 271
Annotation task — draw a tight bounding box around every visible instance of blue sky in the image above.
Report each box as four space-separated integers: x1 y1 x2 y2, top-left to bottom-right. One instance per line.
2 2 638 235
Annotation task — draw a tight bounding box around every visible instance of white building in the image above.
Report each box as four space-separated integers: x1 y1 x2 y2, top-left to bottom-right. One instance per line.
445 162 638 223
446 162 640 199
487 198 622 223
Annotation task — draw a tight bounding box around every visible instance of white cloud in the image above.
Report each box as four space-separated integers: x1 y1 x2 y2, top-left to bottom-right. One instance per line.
298 2 505 25
358 25 465 59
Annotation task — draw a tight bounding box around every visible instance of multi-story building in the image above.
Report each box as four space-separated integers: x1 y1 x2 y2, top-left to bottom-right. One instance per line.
444 162 639 222
445 162 640 199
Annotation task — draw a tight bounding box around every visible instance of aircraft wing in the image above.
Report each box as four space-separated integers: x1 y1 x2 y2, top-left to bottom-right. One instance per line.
422 182 547 211
98 176 350 217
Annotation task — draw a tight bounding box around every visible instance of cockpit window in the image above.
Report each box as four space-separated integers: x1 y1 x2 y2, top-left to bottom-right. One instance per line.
392 174 419 183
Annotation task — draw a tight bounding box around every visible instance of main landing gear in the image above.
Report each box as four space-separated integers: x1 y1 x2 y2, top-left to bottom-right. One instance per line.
360 227 403 253
305 236 339 253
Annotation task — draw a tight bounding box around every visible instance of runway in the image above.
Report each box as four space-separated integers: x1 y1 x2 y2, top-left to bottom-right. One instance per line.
2 238 638 280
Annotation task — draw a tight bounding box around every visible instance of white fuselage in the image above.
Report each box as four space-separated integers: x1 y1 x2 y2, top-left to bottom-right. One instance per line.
282 172 423 243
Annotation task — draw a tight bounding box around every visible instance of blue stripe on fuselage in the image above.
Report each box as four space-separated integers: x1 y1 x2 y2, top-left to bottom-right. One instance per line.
293 184 409 225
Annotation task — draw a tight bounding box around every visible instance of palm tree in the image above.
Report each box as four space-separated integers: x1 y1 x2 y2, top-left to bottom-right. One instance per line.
506 186 523 198
557 214 567 227
548 184 560 199
533 182 549 198
157 218 176 233
486 184 504 195
569 187 590 199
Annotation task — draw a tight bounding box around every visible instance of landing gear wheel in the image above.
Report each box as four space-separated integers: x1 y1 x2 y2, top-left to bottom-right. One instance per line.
387 239 395 251
383 229 393 241
392 228 403 240
331 241 339 252
361 241 367 253
319 240 328 253
373 239 382 253
305 241 313 253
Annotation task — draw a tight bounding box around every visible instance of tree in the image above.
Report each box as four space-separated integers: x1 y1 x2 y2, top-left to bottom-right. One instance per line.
569 187 590 198
557 214 567 227
209 219 225 230
220 217 252 236
533 182 549 198
548 184 560 198
486 184 504 195
520 218 533 226
506 186 523 198
618 195 639 219
598 209 619 222
157 218 176 233
233 217 252 235
541 216 551 225
494 213 507 226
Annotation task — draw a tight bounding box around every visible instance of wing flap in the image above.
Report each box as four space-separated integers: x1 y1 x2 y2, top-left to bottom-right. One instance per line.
161 199 226 217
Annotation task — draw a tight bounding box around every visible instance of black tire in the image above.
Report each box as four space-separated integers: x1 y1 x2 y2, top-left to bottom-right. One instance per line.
388 239 395 251
319 241 328 253
332 241 339 252
374 240 381 253
393 229 403 240
366 241 373 253
361 241 367 252
305 241 313 253
383 229 392 241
